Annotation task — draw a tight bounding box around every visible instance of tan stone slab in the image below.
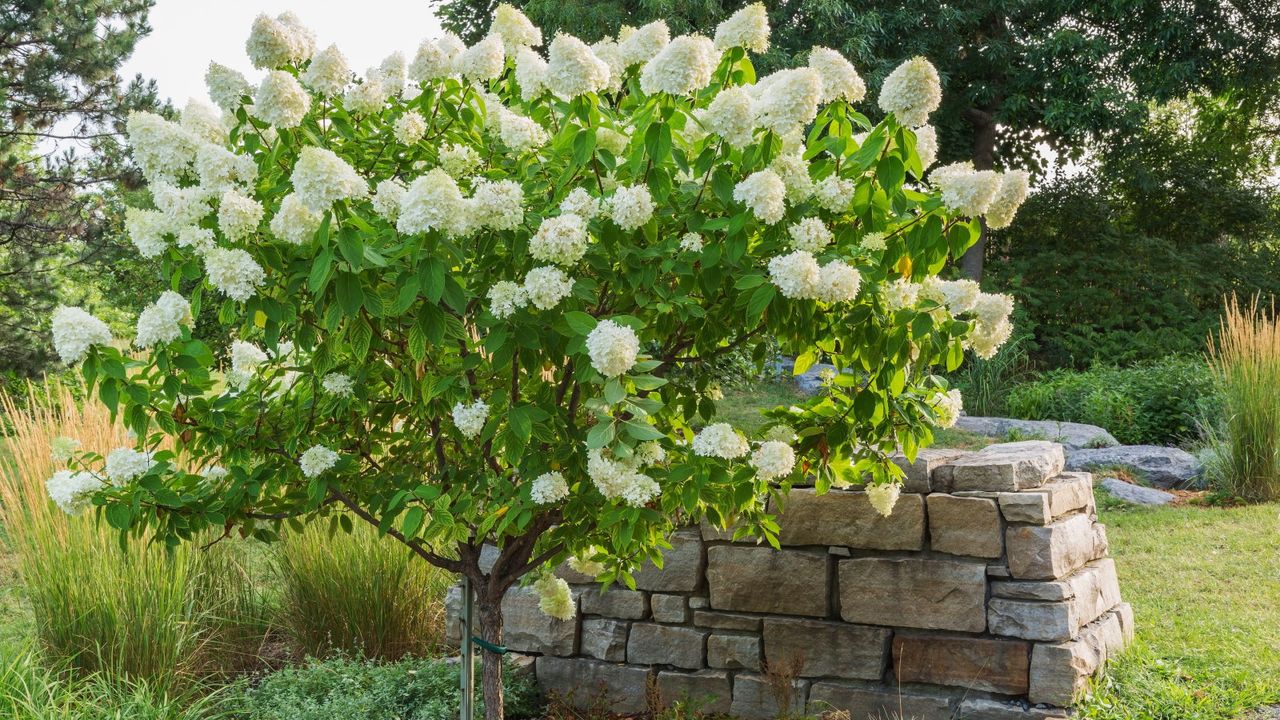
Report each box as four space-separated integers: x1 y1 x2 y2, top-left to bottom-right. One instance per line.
893 632 1031 695
707 545 829 616
928 494 1005 558
770 488 925 551
1006 514 1107 580
949 441 1066 492
763 618 890 680
839 557 987 632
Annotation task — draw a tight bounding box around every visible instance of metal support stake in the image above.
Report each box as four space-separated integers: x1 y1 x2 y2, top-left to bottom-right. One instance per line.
460 575 475 720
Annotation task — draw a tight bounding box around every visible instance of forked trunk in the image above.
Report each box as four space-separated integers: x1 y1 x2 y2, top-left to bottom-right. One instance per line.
478 594 505 720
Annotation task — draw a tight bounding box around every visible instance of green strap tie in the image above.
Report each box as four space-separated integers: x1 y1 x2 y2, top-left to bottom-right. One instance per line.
470 636 508 655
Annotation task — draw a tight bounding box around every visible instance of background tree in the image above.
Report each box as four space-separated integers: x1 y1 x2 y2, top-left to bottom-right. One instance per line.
46 7 1020 719
0 0 161 374
434 0 1280 280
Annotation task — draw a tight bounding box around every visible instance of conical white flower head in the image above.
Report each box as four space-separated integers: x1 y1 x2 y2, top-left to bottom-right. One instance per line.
253 70 310 128
452 399 490 438
752 68 823 136
105 447 155 486
640 34 717 96
515 46 548 100
531 471 569 504
768 250 821 299
181 100 224 143
217 189 264 241
290 146 368 212
46 470 102 515
204 247 265 301
617 21 669 68
607 184 654 231
714 2 770 53
126 111 199 183
271 193 323 245
51 306 113 364
692 423 750 459
454 34 506 83
931 162 1001 217
814 260 861 303
808 47 865 104
523 266 575 310
985 170 1030 229
866 483 901 517
586 319 640 378
878 56 942 128
135 291 192 348
491 3 543 54
205 62 251 111
371 178 407 222
245 12 314 69
398 169 469 236
914 125 938 171
733 169 787 225
703 86 756 148
788 217 832 253
750 440 795 481
302 44 351 96
534 575 575 620
299 445 339 478
545 34 611 98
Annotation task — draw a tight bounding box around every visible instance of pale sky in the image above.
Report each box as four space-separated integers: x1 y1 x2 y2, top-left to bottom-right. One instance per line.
121 1 443 109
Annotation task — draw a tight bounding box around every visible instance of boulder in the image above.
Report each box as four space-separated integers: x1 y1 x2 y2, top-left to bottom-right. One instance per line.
1098 477 1176 506
948 441 1066 492
927 494 1004 558
957 416 1119 450
1065 445 1201 488
580 618 629 662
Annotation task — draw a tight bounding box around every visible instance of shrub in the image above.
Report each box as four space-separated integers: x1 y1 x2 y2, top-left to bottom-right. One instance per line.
947 336 1032 417
1204 295 1280 501
0 381 268 688
1004 357 1214 445
274 522 453 661
239 654 540 720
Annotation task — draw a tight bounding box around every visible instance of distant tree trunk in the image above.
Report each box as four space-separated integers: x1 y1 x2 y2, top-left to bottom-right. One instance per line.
961 106 999 281
477 592 505 720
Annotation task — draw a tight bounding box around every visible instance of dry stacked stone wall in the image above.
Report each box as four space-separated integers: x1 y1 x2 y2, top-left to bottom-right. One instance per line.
447 440 1132 719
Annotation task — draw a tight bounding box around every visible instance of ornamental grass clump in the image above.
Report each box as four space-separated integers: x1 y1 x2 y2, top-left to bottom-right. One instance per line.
0 381 266 688
43 4 1028 716
1205 294 1280 502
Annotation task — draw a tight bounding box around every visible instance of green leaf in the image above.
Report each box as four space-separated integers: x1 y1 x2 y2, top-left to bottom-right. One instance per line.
104 503 132 530
565 311 598 335
746 284 776 320
586 421 615 449
604 378 627 405
421 258 446 303
402 507 426 538
508 405 533 444
793 349 818 376
876 155 905 193
337 229 364 271
309 247 334 294
335 272 364 316
623 419 665 441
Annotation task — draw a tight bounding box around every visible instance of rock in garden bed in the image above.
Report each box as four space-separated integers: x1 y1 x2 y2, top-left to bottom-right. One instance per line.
1098 477 1176 506
1065 445 1202 489
955 416 1119 450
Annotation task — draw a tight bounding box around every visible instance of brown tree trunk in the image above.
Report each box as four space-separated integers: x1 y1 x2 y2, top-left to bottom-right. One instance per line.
477 593 505 720
960 106 998 281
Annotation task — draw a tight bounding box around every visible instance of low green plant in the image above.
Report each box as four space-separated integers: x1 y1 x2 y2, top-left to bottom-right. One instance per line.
273 521 453 661
0 382 268 688
948 337 1032 417
238 654 540 720
1004 357 1215 445
1203 295 1280 502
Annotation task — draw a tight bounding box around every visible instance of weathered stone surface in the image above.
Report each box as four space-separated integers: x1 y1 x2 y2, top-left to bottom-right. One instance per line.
500 585 578 654
950 441 1066 492
1099 477 1176 505
627 623 707 669
807 682 954 719
1028 611 1124 706
707 632 761 670
1006 513 1108 580
840 557 987 632
770 488 925 551
990 559 1122 640
693 610 762 631
580 618 628 662
956 697 1071 719
1066 445 1202 488
656 670 731 714
891 448 974 492
707 546 829 616
536 656 651 713
635 528 704 592
1115 602 1135 644
580 586 648 619
689 596 709 609
956 416 1119 450
928 494 1004 558
730 673 808 720
988 597 1075 642
1000 473 1096 524
893 633 1030 694
763 618 889 680
651 593 690 623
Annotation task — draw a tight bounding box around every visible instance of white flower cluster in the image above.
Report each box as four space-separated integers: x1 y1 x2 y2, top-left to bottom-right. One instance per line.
931 162 1001 217
291 147 369 212
322 372 355 397
915 125 938 171
371 179 407 221
568 549 604 577
299 444 339 477
409 33 464 83
51 306 112 364
714 3 769 53
488 281 528 319
217 190 264 241
531 471 569 504
393 112 428 145
456 34 505 83
206 62 251 111
750 440 795 481
930 388 963 428
878 56 941 128
302 44 351 95
692 423 749 459
617 21 669 68
472 179 525 231
771 151 813 202
768 251 861 302
492 3 542 53
398 169 470 237
227 340 268 390
135 291 192 348
882 278 920 312
196 143 256 193
679 232 704 253
46 470 103 516
522 266 575 310
866 482 901 517
254 70 310 128
640 34 717 97
516 46 548 99
181 100 223 143
788 217 833 253
105 447 155 486
452 399 490 439
560 187 600 220
125 206 170 258
809 47 865 104
439 143 481 177
586 447 661 506
246 12 315 69
967 292 1015 359
733 169 786 225
545 33 611 98
204 247 265 301
814 174 854 213
586 319 640 378
751 68 822 136
271 194 323 245
860 232 888 252
50 436 81 462
985 170 1030 229
702 86 755 148
126 111 199 183
534 574 575 620
606 184 655 231
530 213 589 265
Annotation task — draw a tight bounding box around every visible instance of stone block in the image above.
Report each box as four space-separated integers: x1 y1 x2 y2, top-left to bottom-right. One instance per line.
770 488 925 551
501 585 578 654
990 559 1122 641
839 557 987 632
807 682 954 719
707 546 829 616
652 593 690 623
707 632 761 670
988 597 1075 642
689 596 709 609
580 586 648 619
928 494 1004 558
893 633 1030 695
999 473 1095 524
627 623 707 669
730 673 808 720
949 441 1066 492
536 656 651 714
656 670 732 714
693 610 762 631
700 518 748 542
1114 601 1135 644
580 618 628 662
1028 611 1122 706
956 698 1071 719
1006 514 1107 580
763 618 889 680
635 528 704 592
890 448 974 492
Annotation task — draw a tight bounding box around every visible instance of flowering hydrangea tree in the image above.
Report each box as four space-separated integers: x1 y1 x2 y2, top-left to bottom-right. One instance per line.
47 5 1022 715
